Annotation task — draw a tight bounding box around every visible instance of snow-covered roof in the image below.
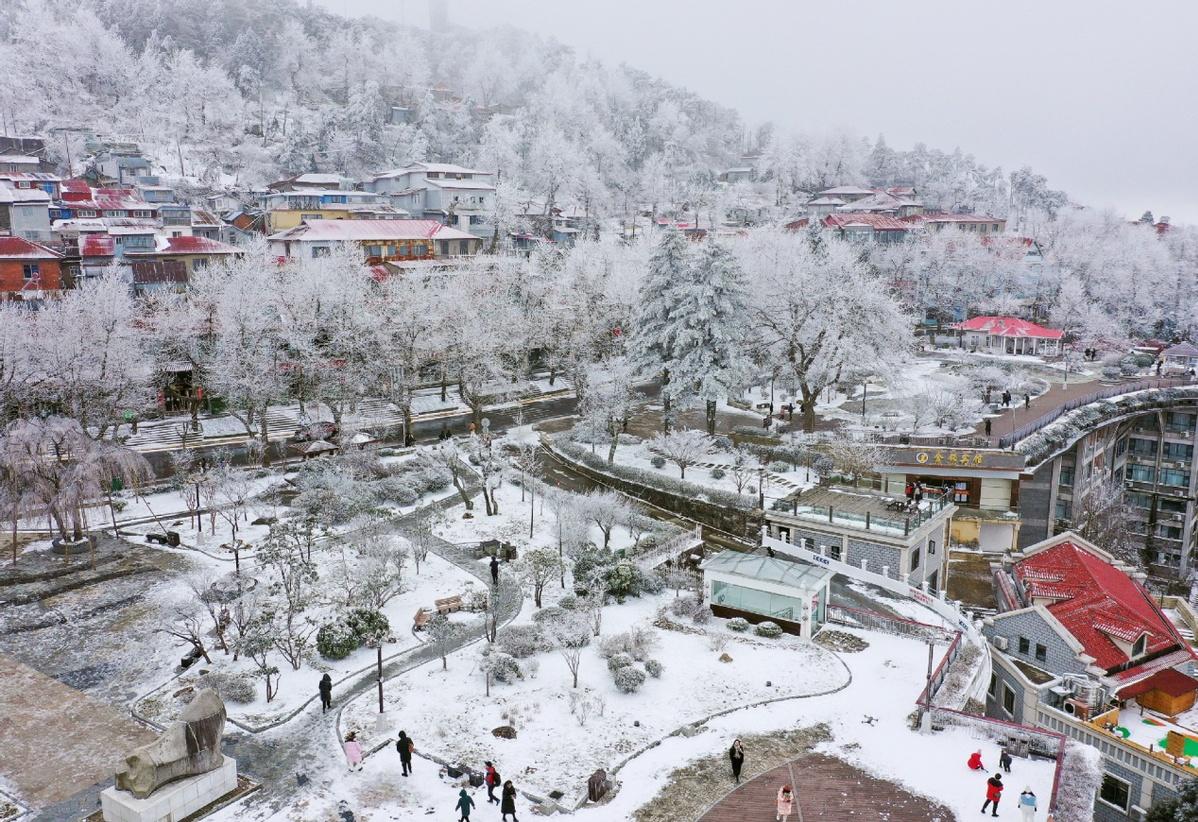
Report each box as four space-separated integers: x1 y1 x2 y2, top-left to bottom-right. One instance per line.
294 173 343 185
1162 342 1198 358
806 196 846 206
427 178 496 191
268 219 477 243
371 162 489 179
0 237 61 259
701 550 833 590
0 155 40 165
954 316 1063 340
0 187 50 203
818 185 874 196
126 235 241 256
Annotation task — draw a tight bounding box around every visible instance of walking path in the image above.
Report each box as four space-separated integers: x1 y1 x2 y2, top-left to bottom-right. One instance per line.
697 754 955 821
971 376 1188 448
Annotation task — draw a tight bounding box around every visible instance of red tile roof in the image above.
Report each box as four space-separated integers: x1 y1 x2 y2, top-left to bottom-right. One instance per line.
906 212 1003 225
79 234 115 257
1014 540 1187 671
1115 667 1198 700
157 236 239 255
823 213 911 231
0 236 61 259
955 315 1064 340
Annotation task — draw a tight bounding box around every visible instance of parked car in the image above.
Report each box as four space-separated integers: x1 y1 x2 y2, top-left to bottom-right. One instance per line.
289 421 338 443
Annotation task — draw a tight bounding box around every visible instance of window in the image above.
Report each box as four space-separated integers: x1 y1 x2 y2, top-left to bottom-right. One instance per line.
1055 500 1071 521
78 209 96 218
1159 497 1187 513
1128 464 1155 483
1159 525 1183 540
1035 643 1046 662
413 243 427 256
191 258 208 271
1099 774 1130 812
909 549 920 571
1001 683 1016 717
1058 466 1074 487
1129 438 1157 456
21 263 39 280
300 213 322 221
928 539 936 556
1161 468 1188 487
1166 412 1195 433
1164 442 1193 461
311 246 330 258
1132 634 1147 658
988 673 996 698
1018 637 1030 655
1127 492 1153 509
365 245 382 258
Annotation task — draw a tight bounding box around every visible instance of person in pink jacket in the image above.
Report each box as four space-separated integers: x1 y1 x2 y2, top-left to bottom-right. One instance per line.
343 731 364 772
776 784 795 821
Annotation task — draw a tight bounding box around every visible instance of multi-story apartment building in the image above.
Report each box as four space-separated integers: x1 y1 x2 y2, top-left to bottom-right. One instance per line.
763 484 956 593
982 532 1198 820
1024 405 1198 578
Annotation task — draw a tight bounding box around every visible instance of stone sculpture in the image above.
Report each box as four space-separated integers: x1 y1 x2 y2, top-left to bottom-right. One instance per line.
115 687 227 798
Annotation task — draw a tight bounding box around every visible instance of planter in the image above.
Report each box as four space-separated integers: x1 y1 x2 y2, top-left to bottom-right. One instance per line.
51 536 93 556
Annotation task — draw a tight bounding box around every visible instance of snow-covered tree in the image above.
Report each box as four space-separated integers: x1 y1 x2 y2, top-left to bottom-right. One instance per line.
650 429 712 480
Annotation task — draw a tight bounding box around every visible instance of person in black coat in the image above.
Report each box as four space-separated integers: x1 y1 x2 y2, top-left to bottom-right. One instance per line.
501 780 518 821
729 739 745 782
999 748 1012 773
490 556 500 586
318 673 332 713
396 730 414 776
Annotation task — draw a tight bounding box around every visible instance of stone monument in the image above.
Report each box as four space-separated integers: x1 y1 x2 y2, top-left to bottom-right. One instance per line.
102 688 238 822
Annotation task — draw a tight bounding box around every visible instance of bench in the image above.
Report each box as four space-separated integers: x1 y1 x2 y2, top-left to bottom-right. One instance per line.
435 595 463 615
413 608 431 631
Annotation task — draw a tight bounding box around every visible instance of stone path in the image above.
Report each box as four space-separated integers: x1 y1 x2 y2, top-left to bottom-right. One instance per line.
0 651 156 809
698 753 956 822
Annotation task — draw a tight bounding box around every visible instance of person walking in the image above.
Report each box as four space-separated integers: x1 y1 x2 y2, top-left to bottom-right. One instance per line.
999 748 1012 773
318 673 332 713
984 418 992 437
1157 359 1163 377
985 386 993 405
395 730 414 776
1018 787 1038 821
1023 392 1031 409
501 780 519 821
982 773 1004 816
913 482 923 506
776 784 795 822
484 761 501 804
729 739 745 783
455 788 476 821
904 481 914 501
343 732 363 772
1002 390 1011 408
967 750 986 771
490 555 500 586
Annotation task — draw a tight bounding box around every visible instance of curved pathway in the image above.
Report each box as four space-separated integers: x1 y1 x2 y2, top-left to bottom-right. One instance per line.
697 753 955 822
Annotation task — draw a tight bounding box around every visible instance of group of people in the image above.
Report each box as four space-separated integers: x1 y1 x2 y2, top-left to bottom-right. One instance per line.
728 739 796 822
967 748 1039 819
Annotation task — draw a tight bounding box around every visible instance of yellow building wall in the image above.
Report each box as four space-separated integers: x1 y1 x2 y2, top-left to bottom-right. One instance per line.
267 209 352 233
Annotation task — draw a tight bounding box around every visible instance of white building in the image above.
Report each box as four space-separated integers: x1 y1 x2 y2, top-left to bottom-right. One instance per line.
701 550 833 639
365 162 496 236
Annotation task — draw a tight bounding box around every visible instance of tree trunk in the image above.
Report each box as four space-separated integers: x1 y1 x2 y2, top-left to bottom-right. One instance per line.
260 415 271 467
661 368 671 433
706 399 717 436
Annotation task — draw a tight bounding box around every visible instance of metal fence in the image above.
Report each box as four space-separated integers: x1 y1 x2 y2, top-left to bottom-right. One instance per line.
826 604 955 644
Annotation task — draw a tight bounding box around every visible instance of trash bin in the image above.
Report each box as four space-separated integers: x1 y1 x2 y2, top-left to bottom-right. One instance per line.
166 531 180 547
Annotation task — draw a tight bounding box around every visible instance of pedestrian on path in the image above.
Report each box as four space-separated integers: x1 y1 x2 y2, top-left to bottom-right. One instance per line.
982 773 1004 816
1000 748 1012 773
1023 393 1030 409
985 386 993 405
729 739 745 782
490 555 500 586
396 730 414 776
904 481 914 501
485 761 501 804
455 788 476 821
762 415 771 430
318 673 333 713
1156 360 1163 377
501 780 519 821
775 784 794 821
967 750 985 771
343 732 363 772
913 482 923 505
984 418 992 437
1002 390 1011 408
1018 788 1038 821
468 421 477 436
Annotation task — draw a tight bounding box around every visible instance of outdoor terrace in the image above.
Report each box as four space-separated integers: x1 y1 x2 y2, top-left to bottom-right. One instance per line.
773 485 955 538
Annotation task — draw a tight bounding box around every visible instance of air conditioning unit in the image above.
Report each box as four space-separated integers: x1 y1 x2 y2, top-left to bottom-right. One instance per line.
1063 698 1091 721
992 636 1009 651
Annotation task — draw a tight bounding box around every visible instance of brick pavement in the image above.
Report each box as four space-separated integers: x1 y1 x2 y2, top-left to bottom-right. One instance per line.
699 753 955 822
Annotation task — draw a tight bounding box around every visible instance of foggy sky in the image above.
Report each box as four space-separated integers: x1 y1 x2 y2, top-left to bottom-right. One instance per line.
320 0 1198 224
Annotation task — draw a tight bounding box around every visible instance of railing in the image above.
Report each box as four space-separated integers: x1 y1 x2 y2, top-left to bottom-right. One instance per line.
827 604 954 644
998 378 1178 449
634 526 703 571
777 488 955 536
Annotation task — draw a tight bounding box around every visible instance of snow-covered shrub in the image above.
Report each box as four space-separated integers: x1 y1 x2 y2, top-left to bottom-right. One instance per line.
599 626 659 661
523 659 539 679
754 621 783 638
1101 365 1122 381
613 665 647 693
346 609 390 643
727 617 750 632
316 621 360 660
558 594 578 610
605 562 640 600
709 467 726 480
481 651 523 684
712 435 733 451
768 460 789 473
373 477 419 506
668 595 709 624
498 624 550 658
606 652 634 672
1052 741 1103 822
650 455 666 469
643 658 664 678
202 671 256 704
532 606 567 625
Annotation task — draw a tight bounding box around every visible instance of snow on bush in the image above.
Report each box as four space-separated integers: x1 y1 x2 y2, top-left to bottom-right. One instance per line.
607 652 635 672
709 467 726 479
598 626 659 661
1052 741 1103 822
498 624 552 658
727 617 750 632
201 671 256 704
558 594 578 610
754 621 783 638
316 620 360 660
643 658 664 678
346 608 390 643
650 455 666 468
531 606 567 625
768 460 789 473
667 594 710 624
613 665 647 693
480 651 523 684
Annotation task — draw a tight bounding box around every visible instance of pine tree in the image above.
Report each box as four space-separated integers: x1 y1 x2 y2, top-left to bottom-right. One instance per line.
630 230 692 431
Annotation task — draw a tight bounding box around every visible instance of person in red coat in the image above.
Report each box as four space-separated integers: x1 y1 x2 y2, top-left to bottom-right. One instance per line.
967 750 985 771
484 761 500 805
982 773 1004 816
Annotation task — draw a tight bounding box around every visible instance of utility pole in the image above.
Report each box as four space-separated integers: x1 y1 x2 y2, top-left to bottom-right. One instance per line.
921 639 935 733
